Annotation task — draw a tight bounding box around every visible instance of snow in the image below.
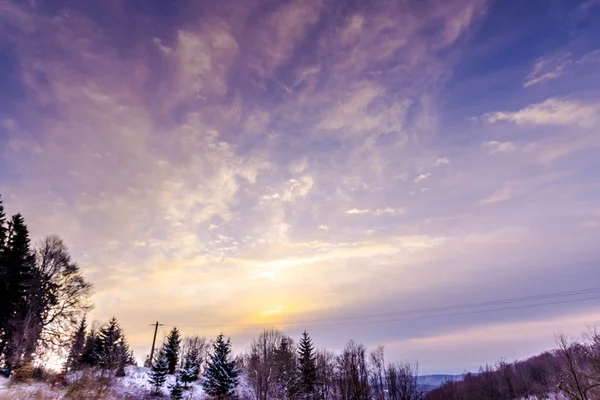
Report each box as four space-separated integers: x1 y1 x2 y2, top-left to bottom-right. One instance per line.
0 375 64 400
0 366 206 399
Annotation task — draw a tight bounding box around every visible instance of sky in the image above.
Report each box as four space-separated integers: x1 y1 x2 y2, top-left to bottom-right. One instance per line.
1 0 600 374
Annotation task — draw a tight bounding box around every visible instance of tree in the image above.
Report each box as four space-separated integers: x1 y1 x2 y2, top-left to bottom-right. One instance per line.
30 236 92 354
180 347 201 388
369 346 386 400
164 327 181 374
80 326 100 367
95 318 134 373
149 349 169 394
386 362 423 400
315 349 337 400
298 330 317 399
248 328 283 400
336 340 370 400
170 375 184 399
203 333 240 399
274 336 299 400
179 335 207 369
0 228 91 372
0 214 35 371
0 196 9 358
64 317 87 372
555 334 600 400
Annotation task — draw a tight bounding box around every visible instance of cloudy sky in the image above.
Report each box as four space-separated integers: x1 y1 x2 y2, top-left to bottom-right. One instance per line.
1 0 600 373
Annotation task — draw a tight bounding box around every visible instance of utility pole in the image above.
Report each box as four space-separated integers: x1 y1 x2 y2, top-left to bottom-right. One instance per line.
149 321 163 367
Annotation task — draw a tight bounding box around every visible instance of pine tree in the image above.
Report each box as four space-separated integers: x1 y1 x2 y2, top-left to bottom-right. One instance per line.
1 214 36 371
95 318 134 373
170 375 184 399
298 331 317 400
275 336 299 400
180 347 201 388
0 195 7 249
203 334 240 399
0 196 9 368
149 349 169 394
163 327 181 374
64 317 87 371
80 328 100 367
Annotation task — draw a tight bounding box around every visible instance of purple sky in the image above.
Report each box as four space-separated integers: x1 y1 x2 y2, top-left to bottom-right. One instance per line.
1 0 600 374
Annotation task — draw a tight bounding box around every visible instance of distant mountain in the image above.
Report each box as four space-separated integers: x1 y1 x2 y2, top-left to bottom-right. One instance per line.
418 374 463 390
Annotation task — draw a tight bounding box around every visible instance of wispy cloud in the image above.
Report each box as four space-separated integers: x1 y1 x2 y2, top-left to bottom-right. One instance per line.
483 141 517 154
523 54 571 88
346 208 406 216
414 173 431 183
478 184 513 206
2 0 600 373
483 98 600 127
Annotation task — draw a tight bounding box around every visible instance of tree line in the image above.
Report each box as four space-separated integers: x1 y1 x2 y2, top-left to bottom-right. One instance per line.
120 325 425 400
427 329 600 400
0 195 92 375
136 325 600 400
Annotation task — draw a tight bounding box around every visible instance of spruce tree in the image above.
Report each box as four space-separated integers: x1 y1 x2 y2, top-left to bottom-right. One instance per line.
0 195 7 248
298 331 317 399
0 196 9 366
80 328 100 367
95 318 134 373
169 376 184 399
1 214 35 371
180 347 201 388
149 349 169 394
203 334 240 399
163 327 181 374
275 336 299 400
64 317 87 371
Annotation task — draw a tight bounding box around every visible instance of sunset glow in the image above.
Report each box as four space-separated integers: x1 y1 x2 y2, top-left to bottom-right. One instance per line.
1 0 600 374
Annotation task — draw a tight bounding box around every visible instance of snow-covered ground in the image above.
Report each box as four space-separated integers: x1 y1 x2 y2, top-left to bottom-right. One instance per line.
0 369 570 400
0 366 205 400
0 375 64 400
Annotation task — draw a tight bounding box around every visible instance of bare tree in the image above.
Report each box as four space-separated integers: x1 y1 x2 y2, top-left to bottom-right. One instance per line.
247 328 286 400
8 236 92 366
555 334 600 400
370 345 386 400
179 335 207 369
387 362 424 400
316 349 338 400
336 340 370 400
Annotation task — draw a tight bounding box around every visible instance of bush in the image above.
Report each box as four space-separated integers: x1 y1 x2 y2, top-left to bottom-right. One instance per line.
65 369 113 399
11 364 35 383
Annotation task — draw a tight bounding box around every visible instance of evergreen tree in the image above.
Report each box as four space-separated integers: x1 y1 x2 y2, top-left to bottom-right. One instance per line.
0 196 9 368
95 318 134 373
298 331 317 400
275 336 299 400
180 347 201 388
0 214 35 371
64 317 87 371
169 375 184 399
203 334 240 399
0 199 92 374
0 195 7 248
149 349 169 394
163 327 181 374
80 328 100 367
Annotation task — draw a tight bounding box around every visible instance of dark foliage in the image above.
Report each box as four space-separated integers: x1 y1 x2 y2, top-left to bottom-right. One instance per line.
298 330 317 399
203 333 240 399
163 327 181 375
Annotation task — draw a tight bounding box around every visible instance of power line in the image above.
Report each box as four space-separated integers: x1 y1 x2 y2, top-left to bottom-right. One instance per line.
163 286 600 330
